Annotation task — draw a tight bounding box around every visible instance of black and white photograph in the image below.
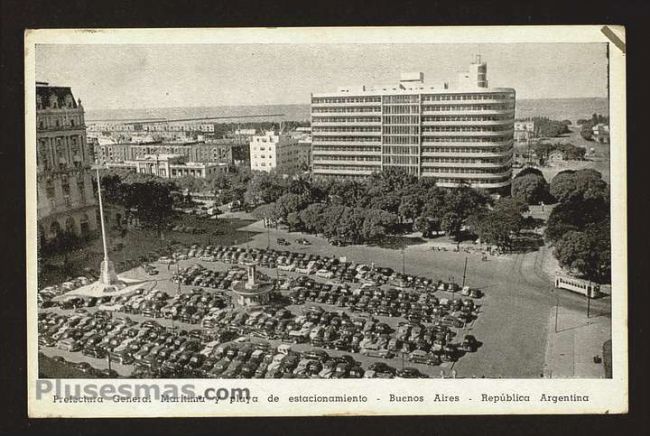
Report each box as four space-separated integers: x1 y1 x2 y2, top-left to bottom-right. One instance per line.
25 26 628 417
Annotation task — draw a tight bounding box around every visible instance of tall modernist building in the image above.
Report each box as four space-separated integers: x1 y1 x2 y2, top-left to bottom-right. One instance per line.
36 82 98 246
310 57 515 193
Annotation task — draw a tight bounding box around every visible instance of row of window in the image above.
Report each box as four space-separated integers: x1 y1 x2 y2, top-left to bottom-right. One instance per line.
422 104 515 112
383 136 420 145
382 115 420 124
421 157 511 165
383 105 420 115
383 126 420 135
37 116 81 130
43 175 86 200
312 146 381 153
313 155 381 162
383 156 420 165
427 175 511 185
422 146 512 154
421 126 513 133
422 115 513 123
421 93 512 102
382 146 419 155
312 107 381 114
313 164 378 171
312 117 382 124
312 127 381 133
421 167 511 174
383 95 419 104
313 137 381 143
422 137 512 143
312 97 382 104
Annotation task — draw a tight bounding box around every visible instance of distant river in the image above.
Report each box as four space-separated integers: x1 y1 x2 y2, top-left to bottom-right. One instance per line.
86 98 608 124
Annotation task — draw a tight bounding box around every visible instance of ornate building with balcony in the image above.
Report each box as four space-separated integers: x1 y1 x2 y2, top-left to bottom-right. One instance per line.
310 57 515 194
36 82 98 246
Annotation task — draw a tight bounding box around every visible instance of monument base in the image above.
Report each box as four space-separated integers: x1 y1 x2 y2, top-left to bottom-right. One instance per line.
99 259 119 285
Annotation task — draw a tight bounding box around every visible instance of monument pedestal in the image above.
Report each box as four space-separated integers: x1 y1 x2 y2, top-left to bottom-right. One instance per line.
99 259 119 285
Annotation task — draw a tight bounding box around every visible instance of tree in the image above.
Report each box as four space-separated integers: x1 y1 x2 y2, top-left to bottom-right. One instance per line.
398 195 424 223
466 198 526 251
549 169 608 204
174 175 206 193
244 171 286 205
554 221 611 283
511 173 550 205
360 209 398 242
414 216 440 238
441 211 463 241
252 203 277 227
514 166 545 180
273 193 310 222
549 170 577 203
100 172 175 238
286 212 302 231
298 203 327 234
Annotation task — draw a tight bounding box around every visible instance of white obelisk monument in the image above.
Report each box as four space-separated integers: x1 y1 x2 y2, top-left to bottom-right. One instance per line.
96 166 118 285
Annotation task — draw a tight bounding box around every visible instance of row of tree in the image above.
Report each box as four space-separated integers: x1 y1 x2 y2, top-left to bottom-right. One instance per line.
99 170 176 237
246 168 534 251
533 142 587 162
545 169 611 283
530 117 571 138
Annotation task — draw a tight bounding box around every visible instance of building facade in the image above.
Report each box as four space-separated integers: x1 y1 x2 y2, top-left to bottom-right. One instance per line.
105 154 228 179
514 120 536 142
591 123 610 143
36 83 98 244
94 141 233 166
310 58 515 192
249 131 311 174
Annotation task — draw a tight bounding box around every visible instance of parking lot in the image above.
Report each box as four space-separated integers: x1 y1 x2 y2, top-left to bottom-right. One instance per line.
38 241 490 379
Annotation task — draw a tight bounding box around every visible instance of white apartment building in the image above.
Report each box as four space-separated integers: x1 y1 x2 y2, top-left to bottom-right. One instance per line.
310 57 516 193
249 131 311 174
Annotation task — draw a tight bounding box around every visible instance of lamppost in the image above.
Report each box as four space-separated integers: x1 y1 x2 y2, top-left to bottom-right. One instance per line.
586 280 592 319
554 291 560 333
461 256 468 288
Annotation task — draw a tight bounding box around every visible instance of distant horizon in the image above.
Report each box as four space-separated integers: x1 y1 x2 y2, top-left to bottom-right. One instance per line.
83 96 608 117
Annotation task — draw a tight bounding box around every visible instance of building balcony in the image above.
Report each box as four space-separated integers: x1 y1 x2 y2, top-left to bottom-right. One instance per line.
421 98 514 105
421 109 515 116
312 150 382 156
421 158 512 169
421 129 514 137
421 139 513 147
420 169 512 179
312 168 376 176
435 180 512 189
311 121 382 127
312 159 381 166
312 131 382 137
312 140 382 146
311 101 382 108
421 119 514 127
311 111 382 117
421 150 513 159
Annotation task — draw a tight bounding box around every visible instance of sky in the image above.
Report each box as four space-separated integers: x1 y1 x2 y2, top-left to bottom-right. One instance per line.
35 43 608 111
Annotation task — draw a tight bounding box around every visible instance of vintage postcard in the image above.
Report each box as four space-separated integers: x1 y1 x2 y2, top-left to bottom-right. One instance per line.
25 25 627 417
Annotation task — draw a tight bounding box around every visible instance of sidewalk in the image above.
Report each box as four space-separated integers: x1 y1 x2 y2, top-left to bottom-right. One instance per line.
543 307 611 378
